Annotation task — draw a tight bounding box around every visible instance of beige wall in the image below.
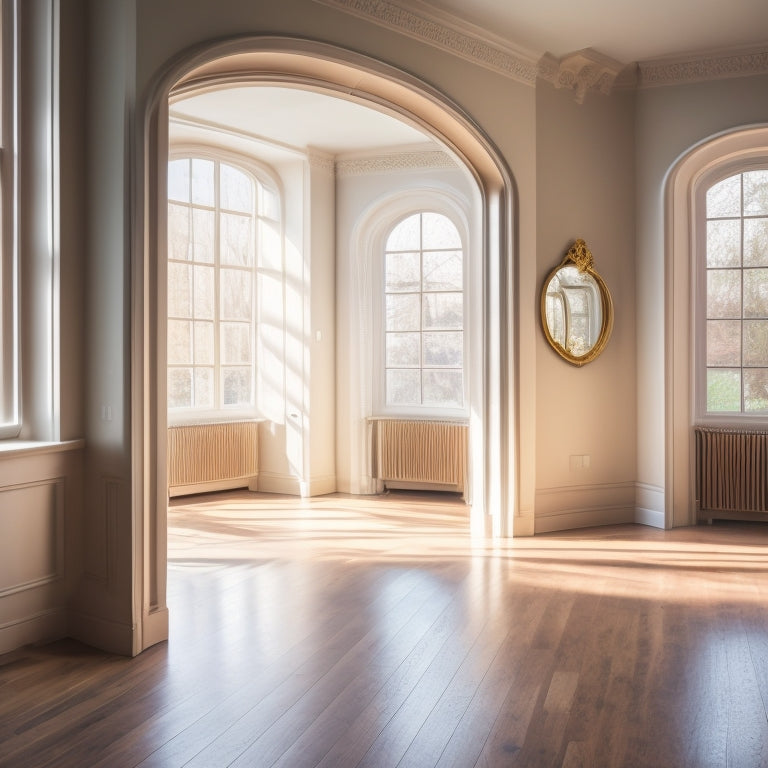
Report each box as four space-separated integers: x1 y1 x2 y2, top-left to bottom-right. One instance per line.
534 81 637 532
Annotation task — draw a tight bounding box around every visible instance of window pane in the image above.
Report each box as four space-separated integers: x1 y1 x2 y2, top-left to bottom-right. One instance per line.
743 320 768 366
193 320 214 365
423 251 462 291
386 332 419 367
385 252 420 292
422 212 461 249
168 262 191 318
193 265 214 320
192 209 215 263
423 292 463 330
221 268 252 320
706 219 741 268
744 369 768 412
386 369 420 405
222 367 251 406
707 175 741 218
743 269 768 318
423 369 463 408
386 214 420 251
743 170 768 216
191 159 215 206
194 367 214 408
220 163 253 213
221 322 251 364
260 221 282 271
744 218 768 267
168 320 191 365
706 368 741 411
168 203 190 261
168 159 190 203
168 368 192 408
221 212 253 266
707 320 741 366
386 293 420 331
423 331 463 367
706 270 741 318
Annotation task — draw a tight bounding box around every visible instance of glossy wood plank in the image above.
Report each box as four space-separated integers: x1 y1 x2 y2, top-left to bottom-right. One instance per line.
1 491 767 768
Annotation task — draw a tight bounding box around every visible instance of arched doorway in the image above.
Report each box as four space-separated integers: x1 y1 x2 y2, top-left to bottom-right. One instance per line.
134 37 516 653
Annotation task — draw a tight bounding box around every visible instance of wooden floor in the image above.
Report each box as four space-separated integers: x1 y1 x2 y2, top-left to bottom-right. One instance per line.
2 491 768 767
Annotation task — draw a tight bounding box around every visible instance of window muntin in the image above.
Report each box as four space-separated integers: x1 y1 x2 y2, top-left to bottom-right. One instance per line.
383 211 465 411
0 0 18 438
703 169 768 415
167 156 264 418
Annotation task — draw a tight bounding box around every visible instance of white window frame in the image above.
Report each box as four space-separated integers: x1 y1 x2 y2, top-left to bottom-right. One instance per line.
167 147 280 426
694 158 768 427
372 196 469 420
0 0 18 439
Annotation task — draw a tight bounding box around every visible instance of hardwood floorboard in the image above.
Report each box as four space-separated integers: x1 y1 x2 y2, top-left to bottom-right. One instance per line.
1 492 768 767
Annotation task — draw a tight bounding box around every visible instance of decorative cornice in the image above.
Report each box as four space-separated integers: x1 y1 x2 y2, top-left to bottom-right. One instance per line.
307 149 336 175
538 49 633 104
638 45 768 88
313 0 538 86
336 149 457 176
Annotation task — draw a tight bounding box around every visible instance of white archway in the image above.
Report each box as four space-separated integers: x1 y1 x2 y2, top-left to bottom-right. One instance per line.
133 37 517 653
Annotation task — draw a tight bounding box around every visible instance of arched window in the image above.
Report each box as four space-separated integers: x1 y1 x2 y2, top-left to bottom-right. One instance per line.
698 166 768 418
167 155 278 420
379 210 467 415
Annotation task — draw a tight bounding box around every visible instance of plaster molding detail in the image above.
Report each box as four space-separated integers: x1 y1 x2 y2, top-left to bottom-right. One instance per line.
538 49 631 104
312 0 538 85
306 150 336 175
336 150 457 176
639 46 768 87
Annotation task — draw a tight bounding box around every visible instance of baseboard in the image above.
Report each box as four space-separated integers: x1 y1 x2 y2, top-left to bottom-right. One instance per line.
255 472 336 497
68 609 136 656
534 482 636 533
634 482 665 528
169 476 256 498
0 608 66 655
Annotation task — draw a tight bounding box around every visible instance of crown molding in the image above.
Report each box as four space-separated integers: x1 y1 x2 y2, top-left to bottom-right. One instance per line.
639 45 768 88
538 49 635 104
312 0 538 86
336 149 457 176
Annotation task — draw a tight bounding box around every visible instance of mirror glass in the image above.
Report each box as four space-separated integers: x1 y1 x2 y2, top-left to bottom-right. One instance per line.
541 240 613 366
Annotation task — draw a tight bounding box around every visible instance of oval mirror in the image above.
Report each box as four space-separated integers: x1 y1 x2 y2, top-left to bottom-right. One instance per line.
541 239 613 366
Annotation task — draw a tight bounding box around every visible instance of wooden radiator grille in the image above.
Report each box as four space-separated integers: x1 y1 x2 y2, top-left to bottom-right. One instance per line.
695 427 768 517
168 421 259 491
373 419 468 493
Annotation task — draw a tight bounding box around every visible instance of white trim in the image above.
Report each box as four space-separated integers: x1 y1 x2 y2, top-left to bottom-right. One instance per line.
665 124 768 530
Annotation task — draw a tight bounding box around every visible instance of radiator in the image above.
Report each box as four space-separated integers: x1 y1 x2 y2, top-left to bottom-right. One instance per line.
168 421 259 497
372 419 468 494
694 427 768 521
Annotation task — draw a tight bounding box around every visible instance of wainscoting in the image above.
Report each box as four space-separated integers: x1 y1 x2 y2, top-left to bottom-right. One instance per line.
0 441 83 655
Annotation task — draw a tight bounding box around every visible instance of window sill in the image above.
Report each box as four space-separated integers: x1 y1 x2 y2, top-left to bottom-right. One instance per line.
0 438 85 459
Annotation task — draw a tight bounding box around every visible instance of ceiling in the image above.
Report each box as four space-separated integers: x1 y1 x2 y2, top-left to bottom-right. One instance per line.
170 1 768 159
417 0 768 63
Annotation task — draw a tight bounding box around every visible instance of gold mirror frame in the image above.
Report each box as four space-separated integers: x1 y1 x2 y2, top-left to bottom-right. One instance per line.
540 239 614 366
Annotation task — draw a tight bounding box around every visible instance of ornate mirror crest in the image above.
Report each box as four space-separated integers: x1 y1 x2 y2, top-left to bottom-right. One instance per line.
541 239 614 366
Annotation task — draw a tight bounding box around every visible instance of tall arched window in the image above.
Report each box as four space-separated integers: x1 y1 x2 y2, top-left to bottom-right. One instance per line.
379 210 466 415
699 166 768 418
167 155 278 420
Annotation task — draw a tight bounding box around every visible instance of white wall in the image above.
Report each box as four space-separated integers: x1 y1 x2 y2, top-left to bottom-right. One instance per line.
335 154 475 495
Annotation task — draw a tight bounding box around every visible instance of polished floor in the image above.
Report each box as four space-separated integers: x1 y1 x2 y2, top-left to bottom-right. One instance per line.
1 491 768 767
